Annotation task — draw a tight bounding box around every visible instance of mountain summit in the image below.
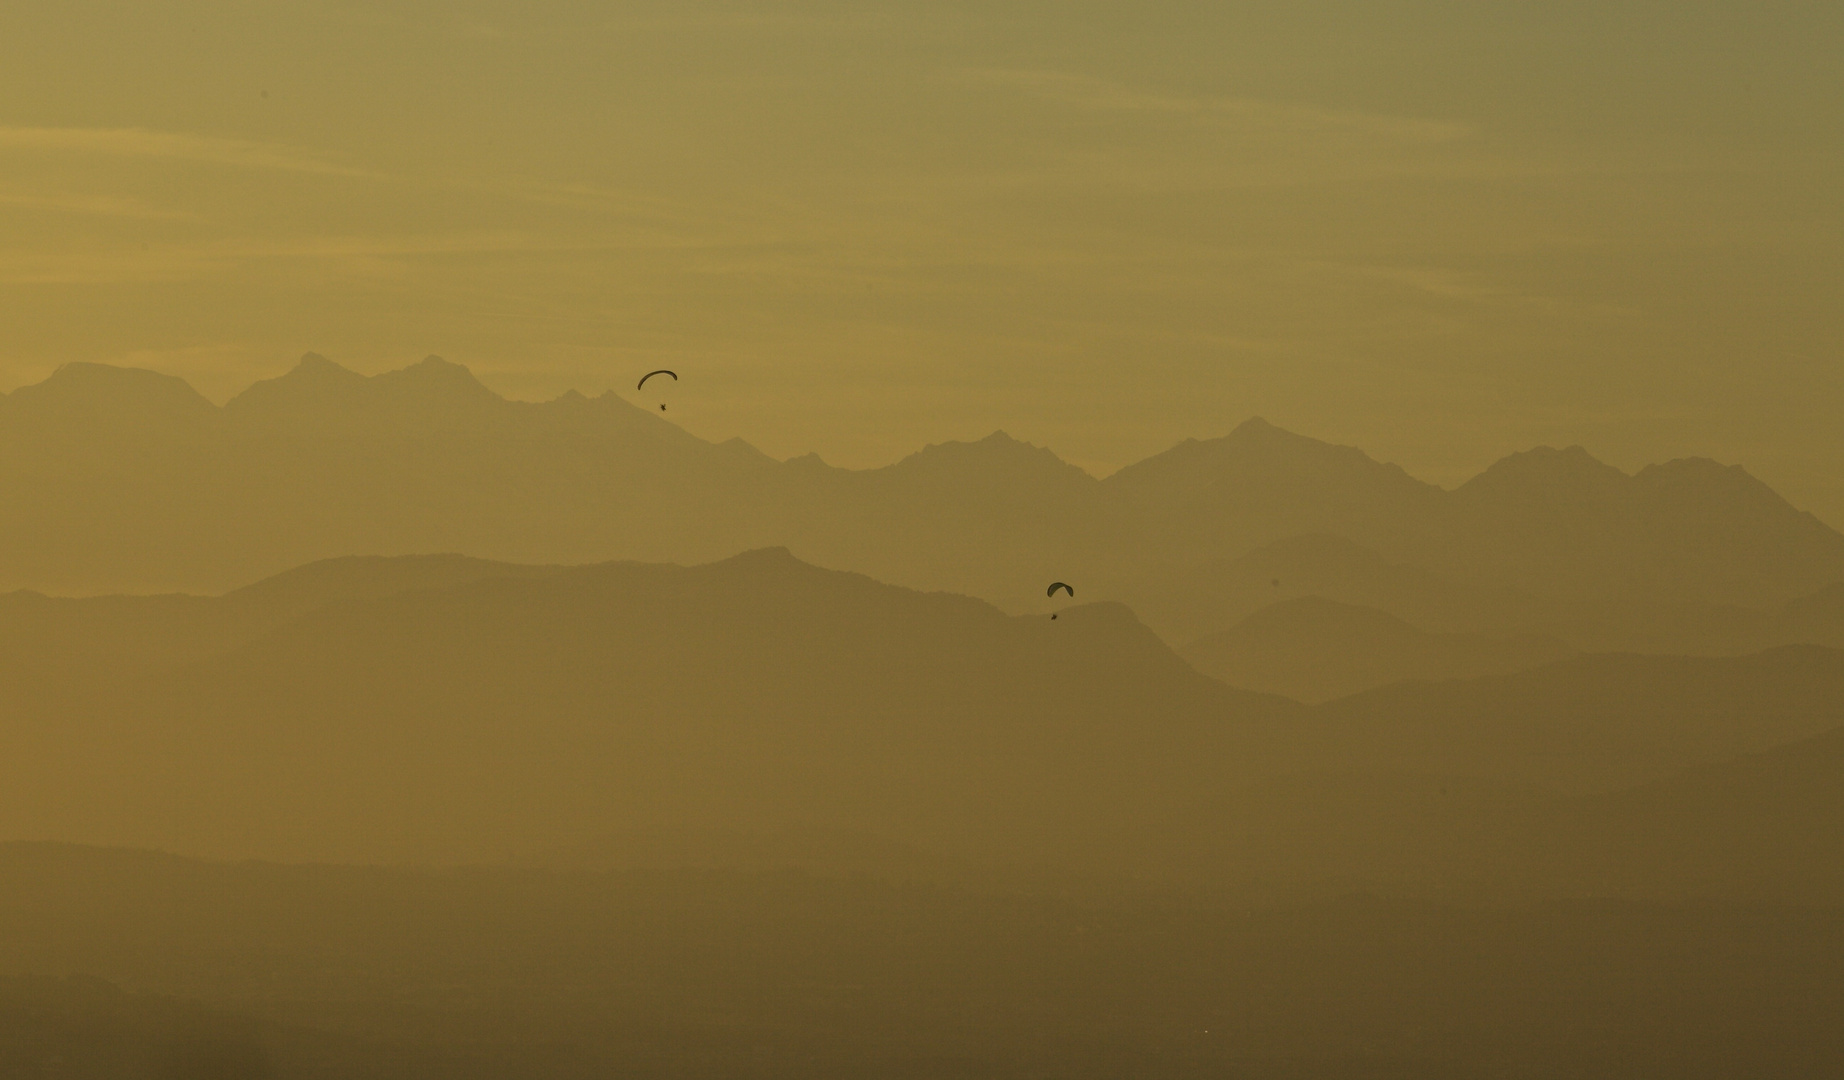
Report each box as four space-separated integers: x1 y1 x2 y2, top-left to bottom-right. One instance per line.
227 353 517 435
4 362 216 432
1103 419 1449 565
3 358 1841 631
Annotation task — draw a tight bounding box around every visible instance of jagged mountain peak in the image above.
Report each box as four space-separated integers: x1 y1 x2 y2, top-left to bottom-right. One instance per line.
1225 415 1284 439
290 351 353 374
1459 444 1628 492
886 431 1097 485
1108 419 1435 494
367 354 497 399
909 430 1032 456
392 353 484 380
713 545 806 570
225 352 504 427
1629 456 1840 547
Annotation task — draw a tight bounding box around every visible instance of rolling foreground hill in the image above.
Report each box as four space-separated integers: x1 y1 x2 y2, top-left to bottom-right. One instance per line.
1506 723 1844 904
5 550 1843 1076
5 356 1843 650
5 549 1842 904
1180 595 1575 703
0 548 1294 869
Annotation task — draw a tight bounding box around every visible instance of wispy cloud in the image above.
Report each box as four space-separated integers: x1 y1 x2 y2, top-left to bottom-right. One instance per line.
957 69 1475 144
0 126 733 235
0 189 191 220
0 224 793 285
602 10 897 34
0 127 378 178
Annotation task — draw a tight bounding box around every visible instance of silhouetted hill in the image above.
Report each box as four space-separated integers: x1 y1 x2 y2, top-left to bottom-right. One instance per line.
1103 418 1449 568
1181 596 1574 703
1299 645 1844 794
1508 724 1844 904
0 356 776 594
748 430 1113 607
0 548 1294 867
224 552 566 623
4 843 1841 1079
9 549 1844 904
0 554 562 678
1514 580 1844 659
1100 644 1844 902
5 357 1841 642
0 974 280 1080
1447 446 1844 608
1124 533 1530 643
3 362 217 434
10 844 1844 1068
1782 582 1844 644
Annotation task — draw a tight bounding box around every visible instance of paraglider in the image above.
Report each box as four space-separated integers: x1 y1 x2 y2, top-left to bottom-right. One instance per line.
638 369 677 410
1047 581 1073 619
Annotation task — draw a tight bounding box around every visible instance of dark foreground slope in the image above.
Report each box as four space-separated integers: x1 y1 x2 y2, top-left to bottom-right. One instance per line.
3 843 1841 1080
0 975 282 1080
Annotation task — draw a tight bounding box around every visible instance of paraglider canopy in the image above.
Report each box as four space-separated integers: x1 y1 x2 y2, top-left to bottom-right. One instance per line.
638 370 678 411
1046 582 1074 598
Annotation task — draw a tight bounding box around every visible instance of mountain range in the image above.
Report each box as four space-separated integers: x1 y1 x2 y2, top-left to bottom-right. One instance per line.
5 355 1843 656
1179 595 1576 703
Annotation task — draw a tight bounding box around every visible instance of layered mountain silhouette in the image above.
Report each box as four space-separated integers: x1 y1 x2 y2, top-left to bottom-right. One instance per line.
1126 532 1533 644
1297 645 1844 794
1496 723 1844 904
4 842 1840 1080
1180 595 1575 703
5 356 1842 656
0 553 566 678
0 548 1294 868
7 548 1841 903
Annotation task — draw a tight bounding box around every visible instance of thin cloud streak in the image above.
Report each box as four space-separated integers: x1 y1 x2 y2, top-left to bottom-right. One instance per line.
957 69 1477 144
0 189 192 220
0 126 748 243
0 127 379 178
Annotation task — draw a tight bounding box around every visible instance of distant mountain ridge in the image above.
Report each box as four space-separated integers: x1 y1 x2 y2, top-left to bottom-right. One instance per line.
1181 595 1575 703
4 355 1841 645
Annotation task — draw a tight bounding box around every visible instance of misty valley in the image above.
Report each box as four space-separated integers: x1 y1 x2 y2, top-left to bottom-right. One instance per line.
0 358 1840 1077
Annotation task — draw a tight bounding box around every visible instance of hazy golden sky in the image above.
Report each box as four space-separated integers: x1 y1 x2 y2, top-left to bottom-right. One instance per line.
2 2 1839 518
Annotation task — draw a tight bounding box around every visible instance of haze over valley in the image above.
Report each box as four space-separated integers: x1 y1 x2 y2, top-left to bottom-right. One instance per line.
4 355 1844 1074
3 2 1841 1076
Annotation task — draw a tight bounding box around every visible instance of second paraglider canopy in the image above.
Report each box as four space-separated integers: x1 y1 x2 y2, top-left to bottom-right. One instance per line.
1046 581 1073 619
